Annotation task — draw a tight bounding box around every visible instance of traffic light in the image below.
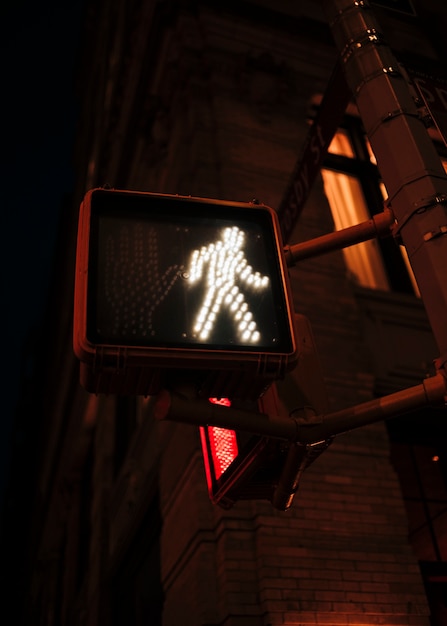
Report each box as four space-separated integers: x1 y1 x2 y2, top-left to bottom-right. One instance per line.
199 384 332 511
187 315 332 510
73 188 298 398
199 396 284 508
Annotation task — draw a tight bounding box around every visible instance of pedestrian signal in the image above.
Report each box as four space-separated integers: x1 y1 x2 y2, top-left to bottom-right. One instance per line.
73 188 298 397
197 315 332 510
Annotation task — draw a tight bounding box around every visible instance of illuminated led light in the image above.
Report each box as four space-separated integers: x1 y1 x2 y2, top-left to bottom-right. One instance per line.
208 428 237 477
75 189 299 400
203 398 238 479
188 226 269 343
209 397 232 407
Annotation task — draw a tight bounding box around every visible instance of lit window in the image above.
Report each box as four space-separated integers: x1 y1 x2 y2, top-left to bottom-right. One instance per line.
321 120 423 296
321 167 390 290
326 128 355 158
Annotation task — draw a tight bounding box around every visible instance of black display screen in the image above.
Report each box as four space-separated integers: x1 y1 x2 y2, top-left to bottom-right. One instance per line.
87 190 293 353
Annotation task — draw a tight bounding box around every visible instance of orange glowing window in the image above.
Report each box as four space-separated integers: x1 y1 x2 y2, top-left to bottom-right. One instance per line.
326 128 355 157
322 128 423 295
321 158 390 290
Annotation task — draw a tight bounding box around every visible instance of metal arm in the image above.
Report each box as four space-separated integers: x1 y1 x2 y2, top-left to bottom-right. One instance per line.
153 371 446 444
283 208 395 265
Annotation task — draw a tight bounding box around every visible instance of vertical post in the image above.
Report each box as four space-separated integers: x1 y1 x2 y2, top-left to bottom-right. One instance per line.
324 0 447 375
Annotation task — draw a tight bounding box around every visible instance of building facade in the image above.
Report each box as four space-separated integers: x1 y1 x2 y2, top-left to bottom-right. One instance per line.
3 1 447 625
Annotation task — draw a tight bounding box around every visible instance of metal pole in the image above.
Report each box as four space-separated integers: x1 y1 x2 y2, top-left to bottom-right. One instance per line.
153 386 298 440
293 372 446 444
284 208 394 265
323 0 447 373
153 373 446 443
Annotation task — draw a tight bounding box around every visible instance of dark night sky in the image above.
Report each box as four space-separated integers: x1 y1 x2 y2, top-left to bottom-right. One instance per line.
1 1 84 509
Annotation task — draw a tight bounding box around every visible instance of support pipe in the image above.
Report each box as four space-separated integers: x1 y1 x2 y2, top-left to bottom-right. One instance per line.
153 373 446 444
293 372 446 444
284 208 394 265
153 386 298 440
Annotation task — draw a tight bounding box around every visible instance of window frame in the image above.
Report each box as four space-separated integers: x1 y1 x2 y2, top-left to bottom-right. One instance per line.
322 115 417 294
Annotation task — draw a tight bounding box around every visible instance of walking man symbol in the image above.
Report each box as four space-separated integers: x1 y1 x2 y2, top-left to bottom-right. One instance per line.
187 226 270 343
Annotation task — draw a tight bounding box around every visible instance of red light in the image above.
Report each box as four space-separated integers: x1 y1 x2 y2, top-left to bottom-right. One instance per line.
206 398 237 479
207 427 238 479
208 397 232 407
200 398 238 489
